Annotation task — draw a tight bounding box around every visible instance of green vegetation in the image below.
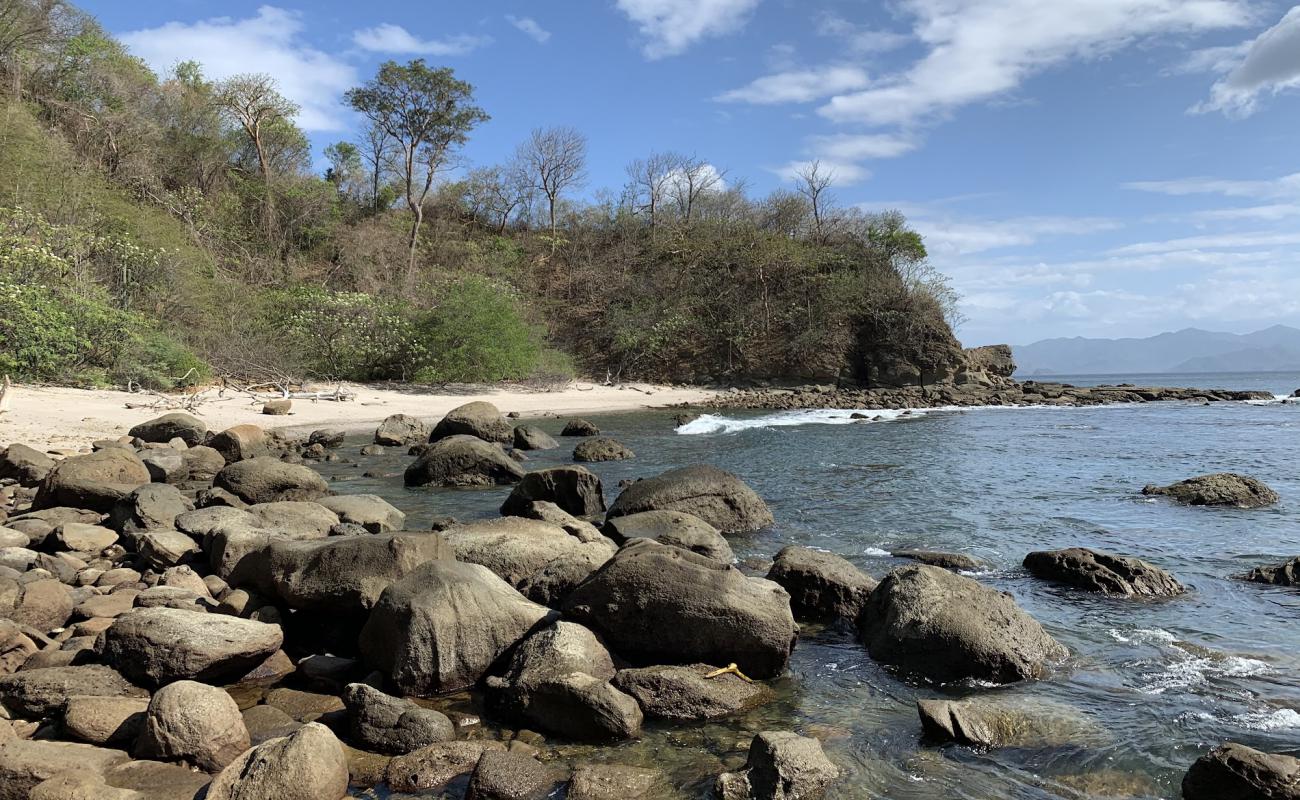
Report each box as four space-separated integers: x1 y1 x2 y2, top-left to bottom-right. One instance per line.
0 0 961 389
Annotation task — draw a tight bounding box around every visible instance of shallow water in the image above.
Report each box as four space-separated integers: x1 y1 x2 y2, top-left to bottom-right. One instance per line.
318 385 1300 799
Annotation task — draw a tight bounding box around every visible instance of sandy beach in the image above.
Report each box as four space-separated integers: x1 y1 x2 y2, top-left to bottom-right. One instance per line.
0 381 716 452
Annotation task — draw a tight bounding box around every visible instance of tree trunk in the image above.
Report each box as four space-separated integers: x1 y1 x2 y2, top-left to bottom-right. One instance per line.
407 204 423 281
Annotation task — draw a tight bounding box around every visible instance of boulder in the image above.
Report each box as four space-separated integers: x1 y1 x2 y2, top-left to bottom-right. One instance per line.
0 444 55 486
34 450 150 512
61 695 149 746
246 501 339 537
517 546 614 607
375 414 429 446
514 501 607 543
404 435 525 487
175 506 255 539
561 419 600 437
266 532 451 612
500 466 606 518
140 451 186 483
210 424 270 463
358 560 552 694
716 732 840 800
512 426 557 451
466 750 564 800
767 546 876 623
890 550 984 571
859 565 1067 684
1239 556 1300 586
308 429 345 448
127 413 207 446
0 739 131 800
181 445 226 482
1142 473 1279 508
4 578 73 632
613 664 773 721
134 530 201 570
1182 742 1300 800
430 401 513 444
318 494 405 533
204 722 349 800
342 682 454 755
100 606 284 686
563 539 797 679
916 699 999 747
109 484 193 535
443 517 613 586
0 527 29 549
214 458 329 504
385 740 508 793
135 680 249 772
568 765 662 800
1022 547 1184 596
573 437 634 462
0 620 37 673
0 665 145 718
606 465 774 534
262 399 292 415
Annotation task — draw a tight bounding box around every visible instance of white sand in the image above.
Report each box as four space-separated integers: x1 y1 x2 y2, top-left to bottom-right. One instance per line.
0 382 715 452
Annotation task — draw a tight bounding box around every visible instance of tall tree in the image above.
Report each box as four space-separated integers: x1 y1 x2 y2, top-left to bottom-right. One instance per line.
669 157 725 224
516 126 586 246
345 60 488 277
794 160 834 241
625 151 680 233
216 73 298 237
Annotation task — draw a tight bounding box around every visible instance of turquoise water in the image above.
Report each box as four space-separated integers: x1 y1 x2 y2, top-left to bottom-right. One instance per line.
320 378 1300 798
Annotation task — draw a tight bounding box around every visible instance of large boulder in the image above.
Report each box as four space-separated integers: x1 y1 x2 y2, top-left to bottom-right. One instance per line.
1239 556 1300 586
613 664 773 721
430 401 513 444
403 435 525 488
127 413 207 446
0 665 145 718
210 424 270 463
2 577 73 632
1023 547 1184 596
767 546 876 623
0 444 55 486
563 539 797 679
859 565 1067 685
500 466 606 518
716 732 840 800
109 484 193 535
342 682 454 755
606 465 774 534
34 450 150 512
61 695 149 746
246 501 338 537
466 750 564 800
385 740 508 794
135 680 249 772
573 437 634 462
441 517 613 586
602 510 733 562
266 532 452 612
374 414 429 446
1182 742 1299 800
318 494 405 533
359 560 552 695
561 419 600 437
214 458 329 504
1142 473 1279 508
486 621 642 741
512 426 557 451
0 739 131 800
205 722 349 800
100 607 284 686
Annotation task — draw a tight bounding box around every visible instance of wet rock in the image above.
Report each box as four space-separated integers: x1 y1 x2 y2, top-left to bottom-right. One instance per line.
767 546 876 623
512 426 557 451
359 560 552 694
916 699 998 747
716 731 840 800
890 550 984 571
1238 556 1300 586
442 517 613 587
606 465 774 534
128 413 208 447
568 764 662 800
136 680 249 772
430 402 513 444
859 565 1067 685
34 449 151 513
100 606 283 686
573 437 634 462
318 494 405 533
61 695 149 746
1142 473 1279 508
466 750 564 800
342 682 454 754
563 539 796 679
375 414 429 446
214 458 329 504
1023 547 1184 596
0 665 145 718
561 419 600 437
602 510 734 562
205 722 349 800
266 532 452 612
404 435 526 487
1182 742 1300 800
210 424 270 463
500 466 606 518
613 663 774 721
0 444 55 486
385 740 508 793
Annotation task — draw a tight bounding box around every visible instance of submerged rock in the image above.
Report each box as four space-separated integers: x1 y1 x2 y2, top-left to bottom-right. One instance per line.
403 435 525 487
1182 742 1300 800
716 731 840 800
1142 473 1279 508
606 465 774 534
1237 556 1300 587
573 437 634 462
767 546 877 623
466 750 564 800
890 550 984 571
500 466 606 518
343 682 454 755
1023 547 1185 596
385 740 508 793
613 663 773 721
430 401 513 444
512 426 558 451
375 413 429 446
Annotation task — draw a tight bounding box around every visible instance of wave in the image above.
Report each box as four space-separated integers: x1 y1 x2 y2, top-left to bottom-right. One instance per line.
675 408 940 435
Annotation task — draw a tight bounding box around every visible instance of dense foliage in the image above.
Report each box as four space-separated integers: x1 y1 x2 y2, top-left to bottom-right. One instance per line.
0 0 962 388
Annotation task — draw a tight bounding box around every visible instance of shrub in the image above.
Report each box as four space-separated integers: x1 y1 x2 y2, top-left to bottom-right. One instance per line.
274 287 422 380
412 277 543 384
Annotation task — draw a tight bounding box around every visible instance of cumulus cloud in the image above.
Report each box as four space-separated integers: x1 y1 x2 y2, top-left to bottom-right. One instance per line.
615 0 760 59
506 15 551 44
1192 5 1300 116
352 23 492 56
716 66 870 104
914 215 1122 255
1125 172 1300 198
773 159 874 185
814 13 910 54
119 6 357 131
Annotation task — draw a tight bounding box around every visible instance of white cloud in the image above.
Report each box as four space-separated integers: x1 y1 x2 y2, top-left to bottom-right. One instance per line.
774 159 873 185
817 0 1251 127
806 133 919 161
1125 173 1300 198
716 66 870 104
1193 5 1300 116
915 215 1122 255
119 6 357 131
815 13 911 54
615 0 760 59
506 15 551 44
352 23 492 56
1194 203 1300 221
1110 231 1300 254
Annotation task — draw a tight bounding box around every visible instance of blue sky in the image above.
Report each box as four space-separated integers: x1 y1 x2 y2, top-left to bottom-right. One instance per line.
84 0 1300 346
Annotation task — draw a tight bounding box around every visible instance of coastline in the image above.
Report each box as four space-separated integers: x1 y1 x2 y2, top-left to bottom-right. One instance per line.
0 381 717 452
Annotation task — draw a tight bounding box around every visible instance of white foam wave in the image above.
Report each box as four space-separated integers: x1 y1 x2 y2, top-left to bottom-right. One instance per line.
1234 709 1300 730
676 408 933 435
1137 653 1271 695
1108 627 1177 645
863 547 891 557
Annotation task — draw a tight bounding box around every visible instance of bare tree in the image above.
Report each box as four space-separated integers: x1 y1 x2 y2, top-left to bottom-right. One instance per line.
517 126 587 246
466 162 531 234
359 123 395 211
794 160 835 240
625 151 681 232
669 157 725 224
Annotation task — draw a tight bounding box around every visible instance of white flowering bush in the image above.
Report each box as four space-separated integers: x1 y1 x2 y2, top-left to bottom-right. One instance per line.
275 288 424 380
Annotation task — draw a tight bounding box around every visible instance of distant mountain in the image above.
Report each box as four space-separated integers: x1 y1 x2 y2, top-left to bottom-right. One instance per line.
1013 325 1300 375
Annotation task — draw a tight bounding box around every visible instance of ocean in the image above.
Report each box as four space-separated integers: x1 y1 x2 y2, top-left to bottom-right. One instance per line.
322 371 1300 799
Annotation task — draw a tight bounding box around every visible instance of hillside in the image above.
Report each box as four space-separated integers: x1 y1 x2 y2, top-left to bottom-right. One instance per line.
1014 325 1300 375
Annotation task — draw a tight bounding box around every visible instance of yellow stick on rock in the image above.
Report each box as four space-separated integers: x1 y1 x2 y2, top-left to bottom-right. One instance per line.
704 663 754 683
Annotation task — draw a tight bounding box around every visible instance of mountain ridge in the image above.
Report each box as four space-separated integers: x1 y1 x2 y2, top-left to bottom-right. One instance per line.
1013 325 1300 375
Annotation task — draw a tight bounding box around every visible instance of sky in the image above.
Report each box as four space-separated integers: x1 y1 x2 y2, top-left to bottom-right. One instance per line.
82 0 1300 346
